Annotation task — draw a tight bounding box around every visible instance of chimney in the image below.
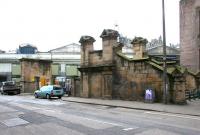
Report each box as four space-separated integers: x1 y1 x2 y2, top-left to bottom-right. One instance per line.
131 37 148 59
79 36 95 66
100 29 119 64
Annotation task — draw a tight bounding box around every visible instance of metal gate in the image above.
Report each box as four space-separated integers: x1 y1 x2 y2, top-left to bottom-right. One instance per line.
185 89 200 101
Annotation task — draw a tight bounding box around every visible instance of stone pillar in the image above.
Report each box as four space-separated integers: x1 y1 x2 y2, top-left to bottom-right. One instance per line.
100 29 119 64
20 61 27 93
79 36 95 66
81 72 90 98
172 75 186 104
114 43 124 53
131 37 148 59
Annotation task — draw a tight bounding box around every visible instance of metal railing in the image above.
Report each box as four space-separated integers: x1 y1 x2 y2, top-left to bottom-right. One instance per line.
185 89 200 101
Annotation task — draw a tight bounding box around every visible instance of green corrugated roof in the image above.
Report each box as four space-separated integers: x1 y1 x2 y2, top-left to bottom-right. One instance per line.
66 65 78 76
51 64 59 75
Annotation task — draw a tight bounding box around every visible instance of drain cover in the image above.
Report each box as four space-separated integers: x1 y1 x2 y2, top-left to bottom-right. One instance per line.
2 118 29 127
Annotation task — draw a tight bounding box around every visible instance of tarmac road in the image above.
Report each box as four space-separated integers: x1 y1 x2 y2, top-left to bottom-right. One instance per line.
0 95 199 135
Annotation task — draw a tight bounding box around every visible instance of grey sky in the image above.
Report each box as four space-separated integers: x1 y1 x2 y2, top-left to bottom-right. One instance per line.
0 0 180 52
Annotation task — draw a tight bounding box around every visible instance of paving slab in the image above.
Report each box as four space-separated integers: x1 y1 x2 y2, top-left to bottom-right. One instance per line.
1 118 29 127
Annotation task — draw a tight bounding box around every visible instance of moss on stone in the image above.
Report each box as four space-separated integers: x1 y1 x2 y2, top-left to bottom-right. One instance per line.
175 65 187 74
151 59 176 65
116 51 149 61
147 61 177 75
131 37 148 45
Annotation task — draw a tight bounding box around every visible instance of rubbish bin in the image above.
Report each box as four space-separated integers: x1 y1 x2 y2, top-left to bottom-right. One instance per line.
145 89 155 103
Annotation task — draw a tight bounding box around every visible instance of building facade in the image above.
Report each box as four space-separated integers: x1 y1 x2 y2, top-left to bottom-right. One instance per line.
180 0 200 72
0 43 81 83
20 58 52 93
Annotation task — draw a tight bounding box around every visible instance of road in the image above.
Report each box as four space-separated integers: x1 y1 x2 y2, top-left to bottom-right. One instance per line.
0 95 199 135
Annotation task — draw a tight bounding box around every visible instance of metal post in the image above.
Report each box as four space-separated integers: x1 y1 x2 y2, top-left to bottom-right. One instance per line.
162 0 168 104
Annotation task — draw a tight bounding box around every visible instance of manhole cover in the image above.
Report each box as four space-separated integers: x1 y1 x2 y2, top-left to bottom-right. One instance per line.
2 118 29 127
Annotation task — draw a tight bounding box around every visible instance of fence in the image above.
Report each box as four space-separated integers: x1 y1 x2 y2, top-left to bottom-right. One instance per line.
185 89 200 101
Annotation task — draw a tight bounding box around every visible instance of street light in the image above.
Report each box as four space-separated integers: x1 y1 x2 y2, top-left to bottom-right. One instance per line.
162 0 168 104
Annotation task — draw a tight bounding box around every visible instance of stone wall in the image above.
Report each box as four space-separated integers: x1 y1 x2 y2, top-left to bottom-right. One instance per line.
79 29 190 104
171 75 186 104
20 59 52 93
90 73 102 98
89 51 103 66
186 73 196 90
113 55 163 101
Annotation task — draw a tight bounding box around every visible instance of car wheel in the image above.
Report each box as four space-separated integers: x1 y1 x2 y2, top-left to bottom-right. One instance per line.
1 91 4 95
46 94 50 99
34 93 38 98
58 96 62 99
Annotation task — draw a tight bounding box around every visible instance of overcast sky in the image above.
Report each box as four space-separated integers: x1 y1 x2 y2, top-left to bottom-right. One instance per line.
0 0 180 52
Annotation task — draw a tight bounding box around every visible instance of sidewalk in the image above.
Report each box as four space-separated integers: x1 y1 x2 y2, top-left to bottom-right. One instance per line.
62 96 200 116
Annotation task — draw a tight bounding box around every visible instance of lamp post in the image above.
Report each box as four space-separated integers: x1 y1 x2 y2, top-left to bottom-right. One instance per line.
162 0 168 104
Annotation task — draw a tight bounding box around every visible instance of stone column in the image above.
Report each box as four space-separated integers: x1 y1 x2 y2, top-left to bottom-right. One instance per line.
81 72 90 98
100 29 119 64
131 37 148 59
172 75 186 104
79 36 95 66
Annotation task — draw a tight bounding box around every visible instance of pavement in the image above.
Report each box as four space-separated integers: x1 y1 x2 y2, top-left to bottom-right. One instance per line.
19 93 200 116
62 96 200 116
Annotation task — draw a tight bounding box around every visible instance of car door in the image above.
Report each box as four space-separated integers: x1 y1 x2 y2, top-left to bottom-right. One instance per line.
40 86 46 98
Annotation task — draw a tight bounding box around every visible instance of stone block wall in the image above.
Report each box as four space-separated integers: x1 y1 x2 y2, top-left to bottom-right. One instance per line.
20 59 52 93
186 73 196 90
113 57 163 102
90 73 102 98
89 51 103 66
172 76 186 104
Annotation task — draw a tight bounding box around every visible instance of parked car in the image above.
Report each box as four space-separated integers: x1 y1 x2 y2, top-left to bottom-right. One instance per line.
0 81 21 95
34 85 64 99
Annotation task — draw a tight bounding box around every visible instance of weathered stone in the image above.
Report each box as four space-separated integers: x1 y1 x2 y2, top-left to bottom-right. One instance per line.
78 29 197 103
20 58 52 93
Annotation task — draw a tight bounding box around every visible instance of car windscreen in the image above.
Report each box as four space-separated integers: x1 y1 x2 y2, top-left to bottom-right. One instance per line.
4 82 14 86
53 86 62 90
